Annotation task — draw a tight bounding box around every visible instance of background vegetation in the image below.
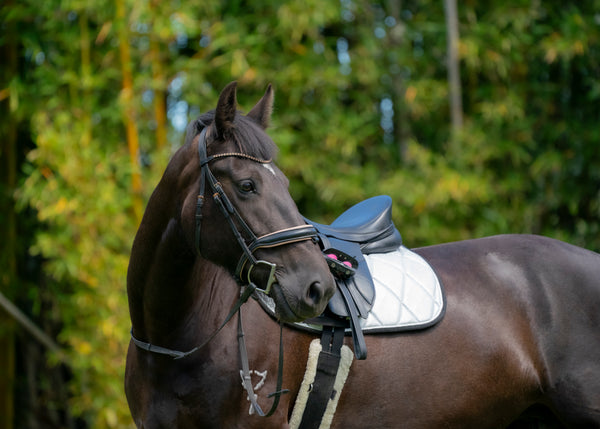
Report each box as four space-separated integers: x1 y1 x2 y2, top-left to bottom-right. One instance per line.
1 0 599 427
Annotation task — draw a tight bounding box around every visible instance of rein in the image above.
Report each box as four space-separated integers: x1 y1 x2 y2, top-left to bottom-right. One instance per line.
131 125 319 418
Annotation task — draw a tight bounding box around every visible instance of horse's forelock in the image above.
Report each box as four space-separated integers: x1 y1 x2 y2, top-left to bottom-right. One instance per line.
230 114 278 161
184 112 214 147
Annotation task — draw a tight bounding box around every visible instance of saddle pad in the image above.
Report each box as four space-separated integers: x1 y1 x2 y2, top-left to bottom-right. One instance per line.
256 246 445 334
359 246 445 333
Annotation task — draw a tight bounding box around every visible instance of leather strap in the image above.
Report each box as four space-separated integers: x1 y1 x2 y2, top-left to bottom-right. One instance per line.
195 128 209 255
130 283 257 360
235 225 318 284
249 225 318 251
131 284 289 417
238 309 288 417
195 126 317 293
337 281 367 360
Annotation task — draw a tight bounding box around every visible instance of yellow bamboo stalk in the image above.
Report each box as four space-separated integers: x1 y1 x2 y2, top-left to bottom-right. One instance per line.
116 0 143 223
150 25 167 149
151 43 167 150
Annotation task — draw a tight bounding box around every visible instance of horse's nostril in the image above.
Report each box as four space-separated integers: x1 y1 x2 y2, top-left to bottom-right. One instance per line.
307 281 324 306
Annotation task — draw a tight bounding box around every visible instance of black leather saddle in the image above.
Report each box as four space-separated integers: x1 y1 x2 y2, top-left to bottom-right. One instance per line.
305 195 402 359
308 195 402 254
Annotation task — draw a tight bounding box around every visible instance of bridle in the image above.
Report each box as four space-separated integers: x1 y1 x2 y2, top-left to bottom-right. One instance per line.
194 126 318 294
131 124 322 417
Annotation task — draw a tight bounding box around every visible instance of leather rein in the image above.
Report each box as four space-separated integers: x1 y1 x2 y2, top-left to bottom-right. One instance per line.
131 125 319 417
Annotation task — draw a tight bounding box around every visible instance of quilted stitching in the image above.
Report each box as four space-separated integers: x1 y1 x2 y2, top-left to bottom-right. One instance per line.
360 246 444 332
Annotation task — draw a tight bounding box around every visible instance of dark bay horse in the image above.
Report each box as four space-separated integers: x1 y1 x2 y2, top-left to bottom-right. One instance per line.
125 82 600 428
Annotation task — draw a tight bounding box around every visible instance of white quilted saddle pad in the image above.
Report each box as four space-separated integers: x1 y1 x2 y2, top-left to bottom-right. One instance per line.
256 246 445 334
360 246 445 333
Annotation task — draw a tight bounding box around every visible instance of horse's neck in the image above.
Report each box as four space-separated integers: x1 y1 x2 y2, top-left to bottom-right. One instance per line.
128 213 187 331
127 143 245 347
128 211 238 345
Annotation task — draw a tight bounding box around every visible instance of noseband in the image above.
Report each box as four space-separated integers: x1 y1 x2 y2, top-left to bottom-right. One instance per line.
194 126 318 294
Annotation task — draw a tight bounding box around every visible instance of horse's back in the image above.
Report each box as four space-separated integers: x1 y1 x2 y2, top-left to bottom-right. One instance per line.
416 234 600 328
415 234 600 427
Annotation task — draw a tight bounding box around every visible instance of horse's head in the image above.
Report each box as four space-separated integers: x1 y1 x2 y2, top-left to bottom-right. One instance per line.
178 82 335 322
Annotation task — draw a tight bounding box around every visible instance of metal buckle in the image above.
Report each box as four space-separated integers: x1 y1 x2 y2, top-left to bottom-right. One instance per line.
247 260 277 294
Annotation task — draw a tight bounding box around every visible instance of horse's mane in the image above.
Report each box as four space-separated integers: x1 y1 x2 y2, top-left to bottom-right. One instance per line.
184 111 278 161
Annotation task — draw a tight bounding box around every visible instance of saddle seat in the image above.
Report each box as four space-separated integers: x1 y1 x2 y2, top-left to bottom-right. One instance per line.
307 195 402 254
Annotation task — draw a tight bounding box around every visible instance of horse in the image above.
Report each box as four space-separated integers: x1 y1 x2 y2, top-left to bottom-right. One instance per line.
125 82 600 428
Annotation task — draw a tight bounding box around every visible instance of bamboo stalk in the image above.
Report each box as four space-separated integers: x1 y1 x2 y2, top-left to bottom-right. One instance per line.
0 292 62 355
116 0 143 222
444 0 463 141
150 34 167 150
385 0 410 162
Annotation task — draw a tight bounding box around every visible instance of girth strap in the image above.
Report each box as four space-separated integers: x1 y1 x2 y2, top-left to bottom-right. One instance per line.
297 326 346 429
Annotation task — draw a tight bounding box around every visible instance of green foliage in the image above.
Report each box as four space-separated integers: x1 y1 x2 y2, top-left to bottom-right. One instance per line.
21 110 134 425
3 0 600 426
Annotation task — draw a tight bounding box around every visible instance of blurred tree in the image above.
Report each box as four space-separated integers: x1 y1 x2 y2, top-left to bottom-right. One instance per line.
0 3 18 425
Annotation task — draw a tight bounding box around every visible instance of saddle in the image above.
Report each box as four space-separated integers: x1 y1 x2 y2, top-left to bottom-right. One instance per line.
261 196 444 429
305 195 402 360
286 196 403 429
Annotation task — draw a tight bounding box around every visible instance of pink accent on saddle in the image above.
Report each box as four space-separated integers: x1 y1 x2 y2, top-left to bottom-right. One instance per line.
326 253 353 268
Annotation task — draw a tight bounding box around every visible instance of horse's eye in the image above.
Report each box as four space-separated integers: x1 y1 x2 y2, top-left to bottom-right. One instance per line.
238 180 256 194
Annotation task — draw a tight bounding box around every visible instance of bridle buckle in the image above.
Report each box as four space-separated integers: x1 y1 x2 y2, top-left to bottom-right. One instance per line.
247 260 277 294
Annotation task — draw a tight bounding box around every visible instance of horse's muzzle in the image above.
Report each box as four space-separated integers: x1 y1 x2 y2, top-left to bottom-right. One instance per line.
269 269 335 323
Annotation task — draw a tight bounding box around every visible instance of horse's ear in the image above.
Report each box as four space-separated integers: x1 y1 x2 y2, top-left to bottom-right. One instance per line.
247 84 274 129
214 81 238 139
